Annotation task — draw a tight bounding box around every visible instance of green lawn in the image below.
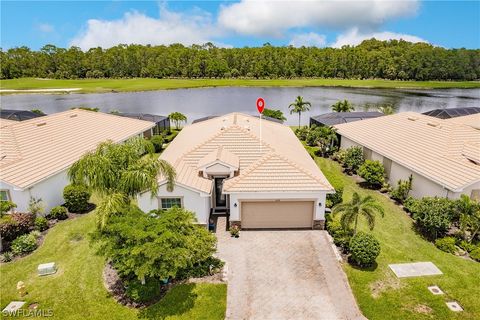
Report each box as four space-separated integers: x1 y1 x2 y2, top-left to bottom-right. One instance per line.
0 213 226 320
1 78 479 94
313 154 480 320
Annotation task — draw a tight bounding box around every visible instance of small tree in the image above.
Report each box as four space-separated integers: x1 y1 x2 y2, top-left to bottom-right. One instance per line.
358 160 385 188
332 192 384 235
331 99 355 112
289 96 311 127
343 146 364 174
456 195 480 242
92 207 216 282
349 232 380 267
262 108 286 122
63 184 91 213
168 112 187 130
390 175 413 203
410 197 455 240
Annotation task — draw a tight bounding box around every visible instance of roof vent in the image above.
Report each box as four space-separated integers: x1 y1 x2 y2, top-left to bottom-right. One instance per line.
36 122 47 127
407 116 418 121
427 121 440 127
69 114 78 118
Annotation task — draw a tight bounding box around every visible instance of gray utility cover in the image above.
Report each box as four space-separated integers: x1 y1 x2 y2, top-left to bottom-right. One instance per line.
389 262 443 278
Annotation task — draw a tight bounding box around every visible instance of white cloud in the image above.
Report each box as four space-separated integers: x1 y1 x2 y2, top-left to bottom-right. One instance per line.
70 5 223 50
289 32 326 47
331 27 427 47
38 23 54 33
218 0 419 36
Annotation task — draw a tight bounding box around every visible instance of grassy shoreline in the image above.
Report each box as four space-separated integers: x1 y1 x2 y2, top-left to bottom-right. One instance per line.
1 78 479 94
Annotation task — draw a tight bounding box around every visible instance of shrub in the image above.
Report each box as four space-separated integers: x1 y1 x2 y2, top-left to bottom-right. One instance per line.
331 149 347 164
343 147 364 174
295 126 309 141
0 251 13 262
47 206 68 220
150 135 164 153
457 239 475 253
411 197 455 239
402 196 418 213
390 175 413 203
470 247 480 262
0 201 17 216
63 184 91 213
28 197 45 216
176 256 225 279
358 160 385 188
349 232 381 267
0 213 35 241
125 278 163 303
326 187 343 208
34 217 49 231
435 237 457 254
11 233 37 255
326 220 353 253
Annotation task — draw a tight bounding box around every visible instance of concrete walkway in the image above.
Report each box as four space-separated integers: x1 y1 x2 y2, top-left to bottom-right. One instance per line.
216 218 365 320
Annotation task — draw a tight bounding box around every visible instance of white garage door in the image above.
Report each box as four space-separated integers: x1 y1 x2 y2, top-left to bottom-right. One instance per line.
241 200 314 229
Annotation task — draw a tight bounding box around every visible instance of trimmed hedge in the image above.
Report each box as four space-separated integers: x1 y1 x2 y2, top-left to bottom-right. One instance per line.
349 232 380 267
63 184 91 213
34 217 49 232
47 206 68 220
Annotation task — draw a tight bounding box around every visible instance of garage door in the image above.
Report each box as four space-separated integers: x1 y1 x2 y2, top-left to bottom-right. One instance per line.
241 200 314 229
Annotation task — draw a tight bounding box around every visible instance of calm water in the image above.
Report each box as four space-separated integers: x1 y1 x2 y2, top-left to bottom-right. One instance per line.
1 87 479 125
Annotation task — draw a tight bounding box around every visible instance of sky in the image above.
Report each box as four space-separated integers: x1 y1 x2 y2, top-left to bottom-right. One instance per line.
1 1 479 50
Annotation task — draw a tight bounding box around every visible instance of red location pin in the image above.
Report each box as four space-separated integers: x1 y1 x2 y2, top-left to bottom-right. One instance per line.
256 97 265 114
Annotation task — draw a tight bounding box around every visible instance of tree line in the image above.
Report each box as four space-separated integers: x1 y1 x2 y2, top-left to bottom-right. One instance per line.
1 39 479 80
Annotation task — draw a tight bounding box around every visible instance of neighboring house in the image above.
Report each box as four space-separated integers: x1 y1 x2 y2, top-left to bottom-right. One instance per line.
334 112 480 200
310 112 383 127
193 114 284 124
0 109 45 121
422 107 480 119
117 112 170 135
138 113 334 229
0 109 155 213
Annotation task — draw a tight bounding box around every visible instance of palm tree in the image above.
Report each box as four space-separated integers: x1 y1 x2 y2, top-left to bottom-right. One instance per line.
313 126 338 157
331 99 355 112
289 96 311 127
68 137 176 229
332 192 385 235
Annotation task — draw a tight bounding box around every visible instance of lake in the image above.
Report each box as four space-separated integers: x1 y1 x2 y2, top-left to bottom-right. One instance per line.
1 87 479 125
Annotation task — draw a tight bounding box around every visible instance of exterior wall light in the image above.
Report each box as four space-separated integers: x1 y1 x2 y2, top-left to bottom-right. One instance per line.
234 203 238 207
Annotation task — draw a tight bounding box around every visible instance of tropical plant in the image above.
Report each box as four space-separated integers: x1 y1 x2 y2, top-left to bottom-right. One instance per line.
262 108 286 122
168 112 187 130
456 195 480 242
47 206 68 220
470 247 480 262
34 217 49 231
331 99 355 112
28 197 45 216
343 146 364 174
91 207 216 282
331 149 347 163
68 137 176 229
358 160 385 188
349 232 381 267
326 187 343 208
0 201 16 216
295 126 309 141
0 251 13 262
306 125 338 157
150 135 165 153
435 237 457 254
326 219 352 253
332 192 385 235
410 197 455 239
377 104 396 115
390 175 413 203
289 96 311 128
63 184 91 213
11 233 37 255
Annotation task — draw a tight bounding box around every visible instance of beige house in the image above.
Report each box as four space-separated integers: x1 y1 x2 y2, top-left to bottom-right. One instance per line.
138 113 334 229
334 112 480 200
0 109 155 212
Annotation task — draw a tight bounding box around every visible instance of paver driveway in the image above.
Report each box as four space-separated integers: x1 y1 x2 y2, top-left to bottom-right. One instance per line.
216 227 365 320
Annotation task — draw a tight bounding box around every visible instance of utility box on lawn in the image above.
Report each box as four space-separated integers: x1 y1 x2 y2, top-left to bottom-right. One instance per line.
38 262 57 276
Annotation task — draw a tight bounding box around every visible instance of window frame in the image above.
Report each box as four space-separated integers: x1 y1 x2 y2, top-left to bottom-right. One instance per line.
0 189 11 202
158 197 183 210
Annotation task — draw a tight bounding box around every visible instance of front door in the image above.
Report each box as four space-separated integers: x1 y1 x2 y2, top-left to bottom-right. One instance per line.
215 178 226 207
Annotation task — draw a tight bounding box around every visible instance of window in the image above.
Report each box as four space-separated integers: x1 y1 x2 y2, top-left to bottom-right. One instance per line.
160 198 182 209
0 190 10 202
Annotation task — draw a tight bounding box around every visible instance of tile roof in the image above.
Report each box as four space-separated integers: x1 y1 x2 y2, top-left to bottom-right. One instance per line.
197 146 240 169
311 112 383 126
159 113 333 194
443 114 480 130
0 109 155 189
334 112 480 192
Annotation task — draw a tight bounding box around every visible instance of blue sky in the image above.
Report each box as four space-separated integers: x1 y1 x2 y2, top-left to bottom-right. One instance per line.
1 1 479 50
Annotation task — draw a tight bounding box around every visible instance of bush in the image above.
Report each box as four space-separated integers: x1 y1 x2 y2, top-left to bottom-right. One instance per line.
343 147 364 174
326 220 352 253
125 278 163 303
402 196 418 213
349 232 381 267
176 256 225 279
0 213 34 241
326 187 343 208
358 160 385 188
0 201 17 215
470 247 480 262
457 239 475 253
34 217 49 231
63 184 91 213
295 126 309 141
47 206 68 220
150 135 164 153
0 251 13 262
435 237 457 254
28 197 45 216
11 233 37 255
390 175 413 203
331 149 347 163
410 197 455 239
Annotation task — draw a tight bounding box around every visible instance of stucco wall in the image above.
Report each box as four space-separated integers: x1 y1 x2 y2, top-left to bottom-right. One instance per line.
137 184 211 225
340 136 358 149
228 191 327 222
0 170 69 214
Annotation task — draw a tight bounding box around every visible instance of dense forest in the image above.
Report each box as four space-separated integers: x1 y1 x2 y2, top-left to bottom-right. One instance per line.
1 39 479 80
